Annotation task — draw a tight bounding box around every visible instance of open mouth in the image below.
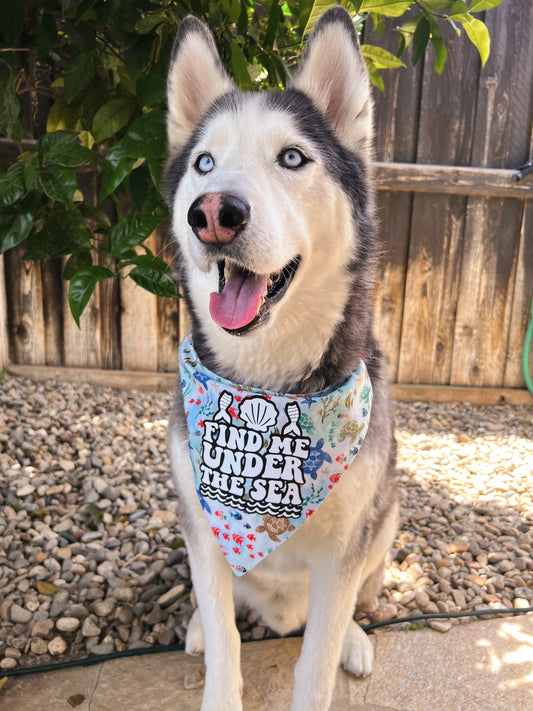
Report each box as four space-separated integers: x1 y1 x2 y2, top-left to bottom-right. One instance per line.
209 256 301 335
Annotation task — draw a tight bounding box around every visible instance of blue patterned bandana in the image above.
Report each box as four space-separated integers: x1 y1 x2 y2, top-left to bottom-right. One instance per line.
178 334 372 576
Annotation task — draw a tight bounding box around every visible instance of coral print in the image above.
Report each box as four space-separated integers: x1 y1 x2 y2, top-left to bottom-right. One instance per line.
179 335 372 576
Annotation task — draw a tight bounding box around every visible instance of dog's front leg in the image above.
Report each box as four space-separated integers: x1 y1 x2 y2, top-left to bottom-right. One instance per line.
187 534 243 711
169 432 242 710
290 560 365 711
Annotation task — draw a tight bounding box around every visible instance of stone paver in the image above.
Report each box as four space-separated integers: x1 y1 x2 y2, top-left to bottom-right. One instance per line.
1 616 532 711
367 616 533 711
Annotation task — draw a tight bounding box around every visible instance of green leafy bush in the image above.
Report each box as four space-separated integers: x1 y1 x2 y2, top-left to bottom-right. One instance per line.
0 0 504 323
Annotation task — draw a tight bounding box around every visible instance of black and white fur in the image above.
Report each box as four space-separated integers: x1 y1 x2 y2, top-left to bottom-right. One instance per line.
166 8 398 710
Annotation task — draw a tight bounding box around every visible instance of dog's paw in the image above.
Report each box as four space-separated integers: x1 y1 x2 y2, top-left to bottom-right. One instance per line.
340 620 374 677
185 608 205 656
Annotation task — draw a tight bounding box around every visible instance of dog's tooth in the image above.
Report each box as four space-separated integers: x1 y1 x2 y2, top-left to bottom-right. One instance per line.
267 278 273 289
224 264 230 280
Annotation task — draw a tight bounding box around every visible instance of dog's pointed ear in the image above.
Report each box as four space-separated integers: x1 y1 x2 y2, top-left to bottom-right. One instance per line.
167 16 235 152
292 8 373 154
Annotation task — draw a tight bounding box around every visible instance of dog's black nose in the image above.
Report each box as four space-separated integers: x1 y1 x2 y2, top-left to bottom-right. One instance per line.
188 193 249 244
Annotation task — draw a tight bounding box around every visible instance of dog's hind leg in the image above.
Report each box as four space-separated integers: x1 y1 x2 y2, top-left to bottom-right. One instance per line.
185 607 204 656
357 499 399 612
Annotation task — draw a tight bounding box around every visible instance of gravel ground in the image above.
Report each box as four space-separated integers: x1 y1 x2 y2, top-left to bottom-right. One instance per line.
0 375 531 671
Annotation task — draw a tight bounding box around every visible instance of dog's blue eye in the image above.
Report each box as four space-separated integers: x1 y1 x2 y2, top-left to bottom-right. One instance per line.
195 153 214 174
279 148 306 169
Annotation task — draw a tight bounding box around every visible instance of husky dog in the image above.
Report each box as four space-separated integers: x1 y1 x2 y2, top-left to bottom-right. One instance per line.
166 7 398 711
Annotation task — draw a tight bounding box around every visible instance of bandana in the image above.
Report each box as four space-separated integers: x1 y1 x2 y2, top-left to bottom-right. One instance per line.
178 334 372 576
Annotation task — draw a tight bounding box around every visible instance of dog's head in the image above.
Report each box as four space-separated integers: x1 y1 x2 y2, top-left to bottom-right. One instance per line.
166 8 374 346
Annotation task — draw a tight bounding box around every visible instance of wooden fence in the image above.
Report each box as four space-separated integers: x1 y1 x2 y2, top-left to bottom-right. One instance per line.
1 0 532 402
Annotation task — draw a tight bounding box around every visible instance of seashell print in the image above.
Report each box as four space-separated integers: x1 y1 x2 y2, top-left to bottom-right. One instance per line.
238 396 278 432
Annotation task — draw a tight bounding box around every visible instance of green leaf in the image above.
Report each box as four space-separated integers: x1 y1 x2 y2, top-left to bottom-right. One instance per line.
448 0 469 15
23 154 39 192
229 43 254 91
364 61 386 93
37 11 57 59
108 214 162 257
69 266 114 327
46 99 77 132
78 203 112 232
263 0 282 47
0 164 26 207
129 163 152 209
37 165 78 203
124 35 154 79
38 131 96 168
64 53 96 103
134 11 167 34
0 202 34 255
92 98 137 143
301 0 338 38
100 150 136 201
0 0 25 46
361 45 406 69
412 16 430 65
448 4 490 65
63 251 93 280
52 141 96 167
24 205 91 262
136 74 166 106
426 13 447 73
128 261 179 298
358 0 413 18
0 68 23 141
120 110 167 161
461 17 490 65
468 0 504 11
424 0 454 8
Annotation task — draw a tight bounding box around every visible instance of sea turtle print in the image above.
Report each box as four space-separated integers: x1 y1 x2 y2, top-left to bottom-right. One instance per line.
338 421 365 444
256 515 296 543
301 438 333 480
298 411 315 434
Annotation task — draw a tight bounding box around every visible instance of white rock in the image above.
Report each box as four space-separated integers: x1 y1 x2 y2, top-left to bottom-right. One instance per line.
10 603 33 624
0 657 17 670
48 635 68 655
16 484 35 497
56 617 80 633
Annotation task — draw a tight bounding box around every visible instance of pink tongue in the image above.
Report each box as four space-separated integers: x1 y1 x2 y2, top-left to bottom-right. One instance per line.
210 265 269 330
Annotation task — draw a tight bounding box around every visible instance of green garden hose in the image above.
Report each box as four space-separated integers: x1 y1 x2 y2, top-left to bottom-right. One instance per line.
523 298 533 395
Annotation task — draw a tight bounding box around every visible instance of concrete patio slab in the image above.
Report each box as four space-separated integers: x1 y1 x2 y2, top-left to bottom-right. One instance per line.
2 614 531 711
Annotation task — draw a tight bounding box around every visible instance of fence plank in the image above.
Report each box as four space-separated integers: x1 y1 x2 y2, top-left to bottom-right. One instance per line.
504 198 533 388
0 256 8 368
373 191 412 381
375 163 533 198
62 276 102 368
120 233 159 371
41 260 64 365
366 22 422 379
450 197 523 386
7 363 530 405
450 0 533 388
156 227 180 372
398 24 481 384
98 268 121 370
3 245 46 365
